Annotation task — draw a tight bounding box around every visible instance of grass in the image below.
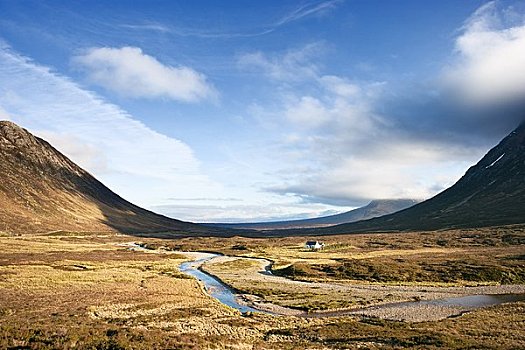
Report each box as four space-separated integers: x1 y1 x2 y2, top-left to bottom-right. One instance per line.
0 233 313 348
273 249 525 284
0 227 524 348
196 227 525 312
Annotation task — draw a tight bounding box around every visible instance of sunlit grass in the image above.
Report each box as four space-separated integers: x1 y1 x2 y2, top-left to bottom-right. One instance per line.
0 228 523 349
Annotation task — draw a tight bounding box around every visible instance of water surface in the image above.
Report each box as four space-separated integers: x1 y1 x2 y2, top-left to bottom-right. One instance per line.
179 252 525 318
417 293 525 308
178 254 262 314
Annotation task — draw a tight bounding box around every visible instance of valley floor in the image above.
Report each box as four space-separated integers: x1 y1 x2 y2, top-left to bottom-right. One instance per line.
0 227 524 349
199 254 525 321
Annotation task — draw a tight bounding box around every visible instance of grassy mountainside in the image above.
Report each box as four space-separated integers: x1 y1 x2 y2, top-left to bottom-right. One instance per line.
0 121 220 235
292 122 525 234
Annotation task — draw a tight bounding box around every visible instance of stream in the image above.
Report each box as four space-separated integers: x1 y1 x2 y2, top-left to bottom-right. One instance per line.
178 252 525 319
178 253 262 314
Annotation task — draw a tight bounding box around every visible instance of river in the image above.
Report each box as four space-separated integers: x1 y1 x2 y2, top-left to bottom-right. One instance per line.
178 252 525 320
178 253 263 314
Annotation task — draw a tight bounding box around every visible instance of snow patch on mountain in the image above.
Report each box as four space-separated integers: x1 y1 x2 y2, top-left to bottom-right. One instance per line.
486 153 505 168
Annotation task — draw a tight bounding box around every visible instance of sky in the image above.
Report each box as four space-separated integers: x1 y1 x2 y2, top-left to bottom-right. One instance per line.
0 0 524 223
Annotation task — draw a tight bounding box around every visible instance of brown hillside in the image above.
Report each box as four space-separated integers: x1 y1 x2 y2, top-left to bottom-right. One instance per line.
0 121 219 235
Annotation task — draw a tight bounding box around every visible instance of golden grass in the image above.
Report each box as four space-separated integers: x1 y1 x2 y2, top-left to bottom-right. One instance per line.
0 233 328 348
199 228 525 312
0 228 523 349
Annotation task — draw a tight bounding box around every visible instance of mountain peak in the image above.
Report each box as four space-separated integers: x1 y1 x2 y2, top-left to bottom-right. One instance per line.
0 120 87 180
0 120 32 142
0 120 220 235
0 120 22 129
209 198 419 230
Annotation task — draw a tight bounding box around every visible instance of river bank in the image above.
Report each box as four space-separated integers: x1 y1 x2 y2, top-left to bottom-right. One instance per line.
179 252 525 322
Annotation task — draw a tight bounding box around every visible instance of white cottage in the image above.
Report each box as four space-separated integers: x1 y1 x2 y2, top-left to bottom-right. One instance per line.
305 241 325 250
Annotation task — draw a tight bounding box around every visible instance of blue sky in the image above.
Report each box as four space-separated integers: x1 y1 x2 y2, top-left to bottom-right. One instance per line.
1 0 524 222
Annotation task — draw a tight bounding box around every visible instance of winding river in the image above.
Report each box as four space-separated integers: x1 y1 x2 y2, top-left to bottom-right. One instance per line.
178 253 263 314
177 252 525 320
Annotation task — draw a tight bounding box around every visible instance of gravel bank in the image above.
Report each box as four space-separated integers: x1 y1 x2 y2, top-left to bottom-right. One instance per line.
183 253 525 322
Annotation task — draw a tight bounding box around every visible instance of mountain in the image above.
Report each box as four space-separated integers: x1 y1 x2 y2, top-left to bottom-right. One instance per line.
307 122 525 234
208 199 419 230
0 121 221 235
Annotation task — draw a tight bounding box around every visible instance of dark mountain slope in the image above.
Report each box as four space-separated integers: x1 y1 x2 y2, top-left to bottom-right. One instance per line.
0 121 221 235
287 122 525 234
209 199 419 230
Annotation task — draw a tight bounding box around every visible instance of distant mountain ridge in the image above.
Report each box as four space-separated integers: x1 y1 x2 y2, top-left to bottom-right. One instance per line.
303 121 525 234
0 121 221 235
208 199 419 230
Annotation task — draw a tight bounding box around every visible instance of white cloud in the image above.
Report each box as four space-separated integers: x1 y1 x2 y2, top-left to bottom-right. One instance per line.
0 46 224 209
283 76 383 137
119 23 171 33
285 96 330 128
0 44 350 221
73 46 216 102
152 197 351 223
240 46 384 135
35 131 110 174
444 1 525 104
246 3 525 207
274 0 341 27
320 75 361 97
283 90 379 135
238 43 324 81
271 140 480 206
239 44 488 206
118 2 341 39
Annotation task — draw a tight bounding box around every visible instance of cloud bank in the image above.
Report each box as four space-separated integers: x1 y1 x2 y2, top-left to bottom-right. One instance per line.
73 46 216 102
240 2 525 207
444 1 525 105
